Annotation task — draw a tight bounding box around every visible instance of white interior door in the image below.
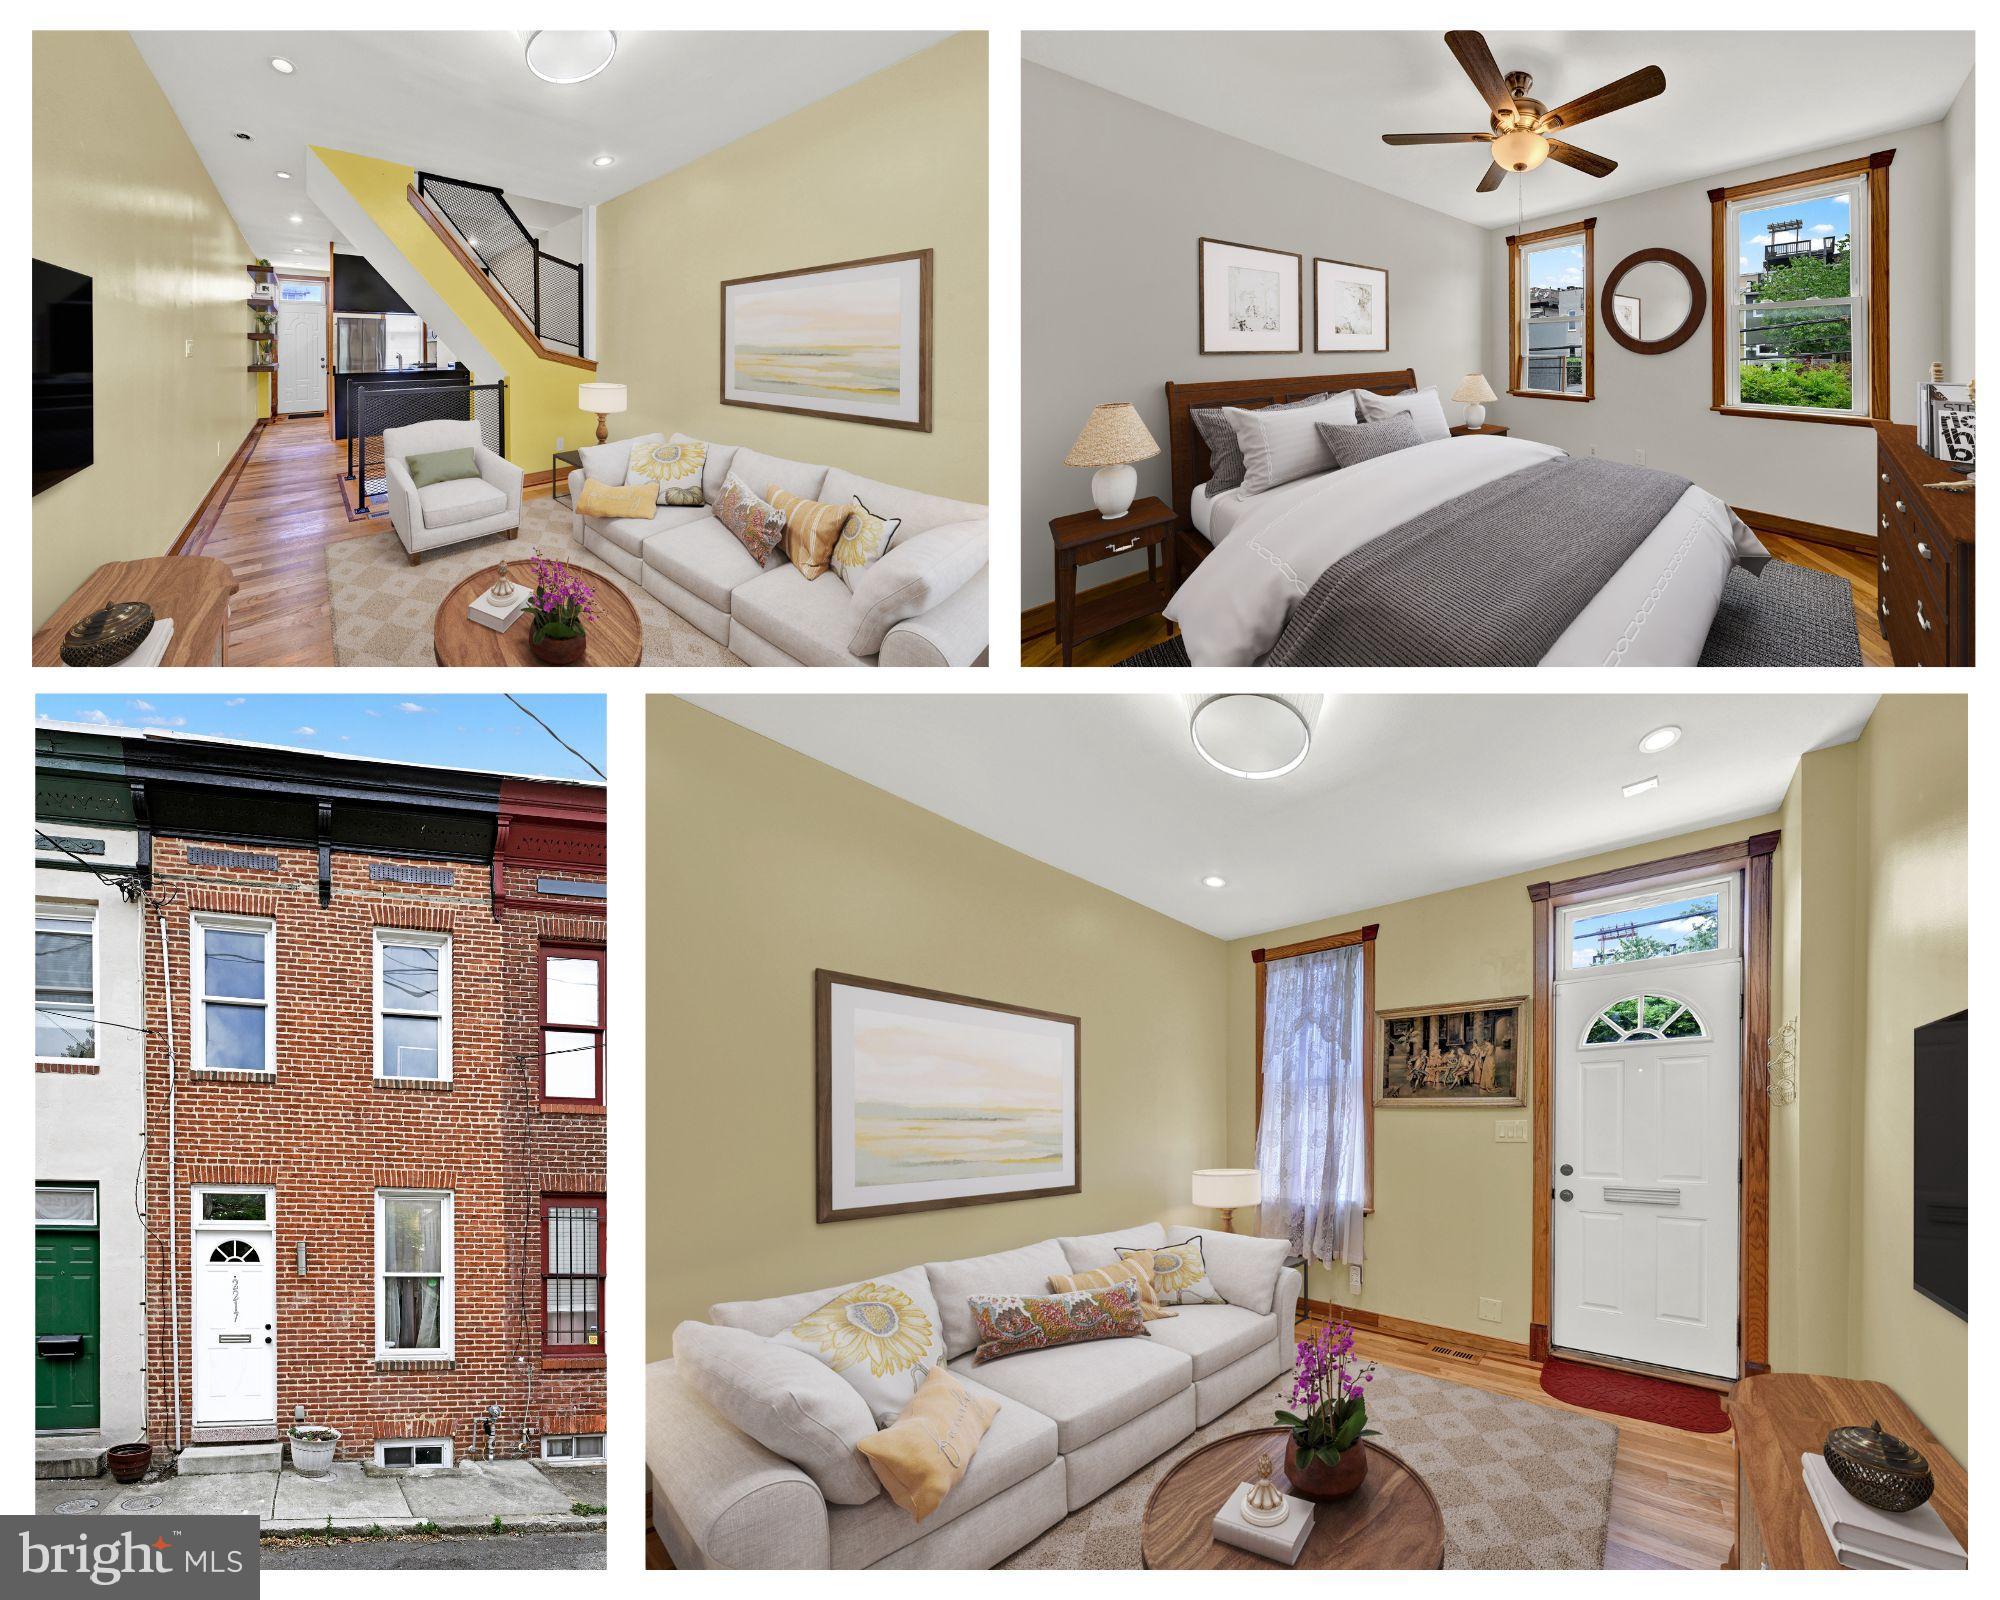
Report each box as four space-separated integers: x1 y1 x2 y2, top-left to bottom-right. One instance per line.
193 1231 276 1424
1552 956 1741 1378
277 296 326 414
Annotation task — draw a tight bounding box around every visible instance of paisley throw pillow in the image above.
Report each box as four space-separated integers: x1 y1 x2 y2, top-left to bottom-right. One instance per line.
1117 1236 1225 1305
768 1266 947 1427
966 1281 1149 1365
712 474 788 565
627 438 707 506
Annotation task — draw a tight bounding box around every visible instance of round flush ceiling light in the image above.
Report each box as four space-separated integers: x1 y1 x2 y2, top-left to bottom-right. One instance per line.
592 154 617 168
1638 724 1682 754
1202 874 1228 889
275 169 292 180
269 57 295 75
525 31 618 85
288 213 303 224
1490 128 1550 173
1189 694 1314 781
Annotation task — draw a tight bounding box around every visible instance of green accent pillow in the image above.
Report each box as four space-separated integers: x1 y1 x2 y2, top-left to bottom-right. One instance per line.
405 447 479 489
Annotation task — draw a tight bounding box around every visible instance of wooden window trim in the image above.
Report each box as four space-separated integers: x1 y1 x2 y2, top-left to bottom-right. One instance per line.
539 943 606 1105
542 1194 606 1357
1506 217 1596 402
1708 150 1893 423
1251 925 1379 1215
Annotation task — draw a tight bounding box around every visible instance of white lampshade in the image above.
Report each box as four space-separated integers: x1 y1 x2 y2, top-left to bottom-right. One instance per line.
578 382 627 415
1452 373 1497 406
1192 1168 1261 1210
1490 129 1550 173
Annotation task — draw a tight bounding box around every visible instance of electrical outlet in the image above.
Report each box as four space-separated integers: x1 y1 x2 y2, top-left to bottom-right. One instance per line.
1588 443 1599 456
556 434 565 450
1635 447 1646 466
184 339 194 358
1348 1264 1363 1294
1478 1297 1502 1323
1494 1119 1527 1143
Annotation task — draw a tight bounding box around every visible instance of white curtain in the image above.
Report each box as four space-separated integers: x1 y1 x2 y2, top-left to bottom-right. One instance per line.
1254 944 1368 1266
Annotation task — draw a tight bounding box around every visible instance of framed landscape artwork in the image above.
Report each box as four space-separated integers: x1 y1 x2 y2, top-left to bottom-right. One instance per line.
1314 258 1390 353
721 248 932 431
1375 997 1526 1107
815 970 1081 1222
1198 237 1303 354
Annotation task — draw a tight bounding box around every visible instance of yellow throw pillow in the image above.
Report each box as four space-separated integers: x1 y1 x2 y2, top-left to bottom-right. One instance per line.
628 438 707 506
856 1369 999 1522
1049 1257 1174 1320
576 478 659 520
769 486 851 581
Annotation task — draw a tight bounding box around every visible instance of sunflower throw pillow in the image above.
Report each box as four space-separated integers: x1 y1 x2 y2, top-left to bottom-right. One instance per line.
830 497 903 591
1116 1236 1225 1306
769 1266 947 1427
967 1281 1150 1365
627 438 707 506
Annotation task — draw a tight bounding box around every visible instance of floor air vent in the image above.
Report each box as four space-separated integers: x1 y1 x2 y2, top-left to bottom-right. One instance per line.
1430 1344 1478 1362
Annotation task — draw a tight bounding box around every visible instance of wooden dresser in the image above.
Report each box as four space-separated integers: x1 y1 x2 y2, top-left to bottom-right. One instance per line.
1874 422 1974 666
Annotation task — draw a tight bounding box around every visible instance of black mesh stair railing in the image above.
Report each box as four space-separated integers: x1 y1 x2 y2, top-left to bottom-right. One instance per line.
417 171 584 356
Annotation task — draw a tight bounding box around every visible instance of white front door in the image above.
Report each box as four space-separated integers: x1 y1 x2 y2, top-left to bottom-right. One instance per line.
193 1230 276 1425
1551 955 1742 1378
277 296 326 415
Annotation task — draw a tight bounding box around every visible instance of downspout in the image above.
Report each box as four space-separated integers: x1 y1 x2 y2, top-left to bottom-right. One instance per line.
157 904 184 1453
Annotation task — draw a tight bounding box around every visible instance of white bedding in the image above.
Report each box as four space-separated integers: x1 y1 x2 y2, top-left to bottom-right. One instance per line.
1167 436 1765 667
1191 475 1322 546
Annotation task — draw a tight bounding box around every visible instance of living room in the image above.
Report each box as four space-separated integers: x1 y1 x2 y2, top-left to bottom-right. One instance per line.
31 30 989 669
647 689 1967 1570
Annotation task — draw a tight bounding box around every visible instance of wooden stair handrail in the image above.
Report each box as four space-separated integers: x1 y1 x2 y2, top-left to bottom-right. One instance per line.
405 185 596 373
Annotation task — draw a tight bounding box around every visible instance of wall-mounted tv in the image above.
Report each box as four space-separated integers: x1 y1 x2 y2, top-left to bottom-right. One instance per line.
1912 1008 1967 1321
33 258 94 495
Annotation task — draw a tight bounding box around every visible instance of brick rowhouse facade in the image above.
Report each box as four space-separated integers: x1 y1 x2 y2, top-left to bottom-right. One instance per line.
127 738 605 1465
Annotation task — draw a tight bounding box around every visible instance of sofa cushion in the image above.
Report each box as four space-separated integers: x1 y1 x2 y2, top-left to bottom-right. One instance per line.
855 1370 1000 1521
1141 1304 1278 1381
643 516 773 613
674 433 740 502
579 433 661 487
417 476 509 529
1192 1230 1292 1316
728 565 865 668
945 1337 1192 1454
671 1320 880 1506
1048 1258 1170 1320
818 468 987 539
968 1282 1150 1366
924 1240 1072 1361
1057 1221 1165 1276
575 479 658 521
589 504 712 565
770 486 850 581
713 475 788 564
731 447 827 505
848 520 988 656
768 1267 948 1428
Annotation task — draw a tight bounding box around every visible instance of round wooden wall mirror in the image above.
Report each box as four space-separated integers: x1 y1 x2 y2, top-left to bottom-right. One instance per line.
1600 248 1706 355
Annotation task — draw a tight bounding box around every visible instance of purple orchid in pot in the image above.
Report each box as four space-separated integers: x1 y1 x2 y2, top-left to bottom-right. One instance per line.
1275 1319 1379 1501
526 552 597 665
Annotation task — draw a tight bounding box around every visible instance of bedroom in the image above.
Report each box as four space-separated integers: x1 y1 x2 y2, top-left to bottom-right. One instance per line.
1020 31 1975 669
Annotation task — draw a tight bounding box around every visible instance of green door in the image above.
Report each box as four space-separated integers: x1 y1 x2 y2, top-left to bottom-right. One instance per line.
35 1229 100 1430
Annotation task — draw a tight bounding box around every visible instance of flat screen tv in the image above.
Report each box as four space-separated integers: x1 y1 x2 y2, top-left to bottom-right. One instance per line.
33 258 94 494
1912 1008 1967 1320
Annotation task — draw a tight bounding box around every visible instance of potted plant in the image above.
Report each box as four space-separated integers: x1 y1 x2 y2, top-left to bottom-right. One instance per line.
106 1441 152 1484
526 552 597 665
288 1424 340 1476
1275 1319 1378 1501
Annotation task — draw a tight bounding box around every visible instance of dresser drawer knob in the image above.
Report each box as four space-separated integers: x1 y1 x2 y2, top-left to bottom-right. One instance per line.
1880 514 1889 530
1880 558 1889 574
1880 472 1891 485
1917 599 1931 633
1894 499 1907 514
1917 540 1932 561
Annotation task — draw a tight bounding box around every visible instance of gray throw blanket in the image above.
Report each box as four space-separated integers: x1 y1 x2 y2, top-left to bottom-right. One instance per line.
1265 455 1692 667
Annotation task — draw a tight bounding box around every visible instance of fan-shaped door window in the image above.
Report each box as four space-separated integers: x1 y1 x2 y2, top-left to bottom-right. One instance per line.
209 1240 261 1263
1582 994 1706 1046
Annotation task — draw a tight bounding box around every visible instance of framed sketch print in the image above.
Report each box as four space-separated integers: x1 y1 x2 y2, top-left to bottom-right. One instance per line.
816 971 1081 1223
1375 996 1526 1107
1314 258 1390 353
1612 293 1643 341
1198 237 1303 354
721 249 931 431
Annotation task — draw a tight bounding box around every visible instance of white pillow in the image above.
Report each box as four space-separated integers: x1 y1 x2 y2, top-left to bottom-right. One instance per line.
1355 386 1451 443
1225 392 1360 495
1193 1231 1293 1316
766 1265 947 1427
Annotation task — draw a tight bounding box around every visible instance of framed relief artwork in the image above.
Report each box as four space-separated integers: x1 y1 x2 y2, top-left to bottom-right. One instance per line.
721 248 931 431
1198 237 1303 354
1314 258 1390 353
816 970 1081 1222
1375 997 1526 1107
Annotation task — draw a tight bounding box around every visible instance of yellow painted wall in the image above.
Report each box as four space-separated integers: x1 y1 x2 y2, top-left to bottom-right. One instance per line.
647 700 1224 1354
597 34 987 504
32 31 263 626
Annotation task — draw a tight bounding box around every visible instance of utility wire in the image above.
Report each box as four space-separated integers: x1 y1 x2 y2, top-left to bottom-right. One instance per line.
504 694 605 781
34 829 145 901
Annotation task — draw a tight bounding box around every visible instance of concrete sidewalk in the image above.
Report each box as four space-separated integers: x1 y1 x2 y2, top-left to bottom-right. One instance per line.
35 1459 607 1536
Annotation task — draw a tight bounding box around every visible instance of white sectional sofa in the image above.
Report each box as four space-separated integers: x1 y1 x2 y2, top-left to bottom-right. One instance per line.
648 1222 1302 1569
568 432 990 667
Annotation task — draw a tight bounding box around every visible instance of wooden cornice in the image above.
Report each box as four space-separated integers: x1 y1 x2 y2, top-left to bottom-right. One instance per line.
1251 924 1379 964
405 185 596 373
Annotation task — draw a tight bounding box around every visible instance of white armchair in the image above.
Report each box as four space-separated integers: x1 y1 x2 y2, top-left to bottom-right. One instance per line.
381 419 524 565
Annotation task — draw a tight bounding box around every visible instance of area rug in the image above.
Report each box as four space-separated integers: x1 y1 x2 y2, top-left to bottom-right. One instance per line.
324 495 745 667
1539 1357 1730 1434
999 1361 1617 1570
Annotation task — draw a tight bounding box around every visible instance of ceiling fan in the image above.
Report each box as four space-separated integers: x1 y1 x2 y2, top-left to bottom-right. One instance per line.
1383 31 1665 193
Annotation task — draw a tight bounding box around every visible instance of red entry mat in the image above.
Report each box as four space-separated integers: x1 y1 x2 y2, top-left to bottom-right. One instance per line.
1539 1355 1731 1433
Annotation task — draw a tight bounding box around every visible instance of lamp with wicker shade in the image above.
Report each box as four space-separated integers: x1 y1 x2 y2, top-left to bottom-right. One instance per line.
1451 374 1497 432
1065 402 1160 519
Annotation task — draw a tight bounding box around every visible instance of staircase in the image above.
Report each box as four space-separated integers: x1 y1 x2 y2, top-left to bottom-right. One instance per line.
415 172 584 358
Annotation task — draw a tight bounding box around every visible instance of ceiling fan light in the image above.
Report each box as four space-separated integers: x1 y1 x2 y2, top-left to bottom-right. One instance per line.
1491 129 1549 173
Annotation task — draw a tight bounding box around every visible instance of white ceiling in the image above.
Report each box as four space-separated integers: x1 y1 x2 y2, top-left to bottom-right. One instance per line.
690 693 1878 941
132 31 948 266
1024 31 1973 228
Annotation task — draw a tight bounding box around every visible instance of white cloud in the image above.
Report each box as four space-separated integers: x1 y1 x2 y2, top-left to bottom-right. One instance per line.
81 709 113 726
225 697 245 707
1810 223 1835 235
364 709 383 718
294 725 317 736
1833 194 1850 206
398 702 428 714
130 699 157 713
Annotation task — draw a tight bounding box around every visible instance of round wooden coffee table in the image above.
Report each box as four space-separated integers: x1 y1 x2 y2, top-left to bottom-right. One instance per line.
1140 1429 1444 1569
432 564 643 667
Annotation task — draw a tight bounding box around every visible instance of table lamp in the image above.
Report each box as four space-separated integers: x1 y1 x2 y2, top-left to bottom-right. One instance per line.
1065 402 1160 519
1451 374 1497 432
1192 1168 1261 1233
578 382 628 446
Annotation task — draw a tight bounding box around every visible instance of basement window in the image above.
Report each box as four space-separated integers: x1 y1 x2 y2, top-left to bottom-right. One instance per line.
375 1439 452 1469
542 1433 605 1463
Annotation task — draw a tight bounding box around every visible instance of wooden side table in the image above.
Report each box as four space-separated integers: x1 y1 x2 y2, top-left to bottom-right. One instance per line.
1451 424 1510 437
552 448 585 509
32 557 238 667
1049 495 1178 667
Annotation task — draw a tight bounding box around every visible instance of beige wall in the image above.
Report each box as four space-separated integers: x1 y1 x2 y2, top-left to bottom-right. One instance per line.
647 700 1226 1355
597 34 987 506
33 31 264 626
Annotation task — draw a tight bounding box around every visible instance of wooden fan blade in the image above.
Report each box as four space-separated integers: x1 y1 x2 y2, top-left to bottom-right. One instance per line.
1477 162 1507 194
1540 66 1666 131
1445 31 1516 118
1382 132 1495 145
1546 139 1617 178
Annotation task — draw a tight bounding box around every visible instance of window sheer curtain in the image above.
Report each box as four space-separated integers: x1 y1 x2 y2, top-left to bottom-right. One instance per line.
1254 944 1367 1266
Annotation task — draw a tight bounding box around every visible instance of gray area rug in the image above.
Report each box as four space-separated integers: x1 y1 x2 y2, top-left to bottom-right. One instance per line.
1000 1361 1617 1570
325 496 745 667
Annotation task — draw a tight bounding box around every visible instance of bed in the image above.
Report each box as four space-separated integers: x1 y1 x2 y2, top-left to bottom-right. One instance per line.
1160 369 1767 667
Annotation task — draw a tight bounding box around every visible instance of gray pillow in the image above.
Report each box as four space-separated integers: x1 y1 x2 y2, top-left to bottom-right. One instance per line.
405 447 479 489
1316 412 1423 469
1192 392 1328 494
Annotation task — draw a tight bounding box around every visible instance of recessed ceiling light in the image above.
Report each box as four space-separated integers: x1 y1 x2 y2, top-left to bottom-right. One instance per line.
1638 724 1682 754
269 57 295 74
275 170 292 180
592 154 616 168
524 30 618 85
288 214 303 224
1189 694 1312 781
1201 874 1227 889
1622 776 1660 798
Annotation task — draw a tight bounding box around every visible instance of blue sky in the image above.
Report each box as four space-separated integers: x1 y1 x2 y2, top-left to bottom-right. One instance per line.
1525 238 1585 291
34 694 606 782
1738 193 1850 275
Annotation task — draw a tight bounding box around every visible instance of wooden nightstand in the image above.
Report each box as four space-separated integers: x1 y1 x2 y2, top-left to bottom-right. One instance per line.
1049 496 1178 667
1451 424 1510 437
552 447 584 508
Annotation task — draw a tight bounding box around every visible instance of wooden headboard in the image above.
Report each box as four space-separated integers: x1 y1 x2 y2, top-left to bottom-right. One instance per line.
1163 368 1417 534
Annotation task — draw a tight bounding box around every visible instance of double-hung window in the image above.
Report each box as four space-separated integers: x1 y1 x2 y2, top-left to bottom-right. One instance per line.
543 1196 604 1354
541 945 604 1102
35 905 97 1063
375 929 450 1081
192 914 274 1073
376 1190 453 1359
1508 219 1595 400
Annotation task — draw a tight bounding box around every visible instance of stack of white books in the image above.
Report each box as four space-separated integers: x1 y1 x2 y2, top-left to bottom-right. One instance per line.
63 617 174 668
1211 1481 1314 1565
1800 1454 1966 1570
468 586 529 633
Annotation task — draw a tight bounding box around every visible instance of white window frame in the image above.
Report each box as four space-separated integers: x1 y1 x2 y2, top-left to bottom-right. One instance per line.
1724 173 1869 419
1577 990 1715 1049
35 901 99 1066
194 1185 276 1231
373 929 452 1082
375 1437 454 1469
1557 874 1739 981
35 1184 100 1227
1514 229 1592 398
541 1433 606 1464
191 913 276 1075
374 1188 455 1361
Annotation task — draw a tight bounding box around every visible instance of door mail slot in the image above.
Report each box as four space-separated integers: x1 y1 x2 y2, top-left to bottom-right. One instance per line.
1602 1185 1681 1205
36 1334 87 1358
216 1333 253 1345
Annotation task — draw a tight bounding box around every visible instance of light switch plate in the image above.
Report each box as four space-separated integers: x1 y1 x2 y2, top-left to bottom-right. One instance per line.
1495 1119 1527 1142
184 339 194 357
1478 1297 1502 1323
1348 1264 1363 1294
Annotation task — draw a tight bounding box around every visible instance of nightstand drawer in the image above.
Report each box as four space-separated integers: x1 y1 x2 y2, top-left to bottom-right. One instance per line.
1076 526 1166 566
